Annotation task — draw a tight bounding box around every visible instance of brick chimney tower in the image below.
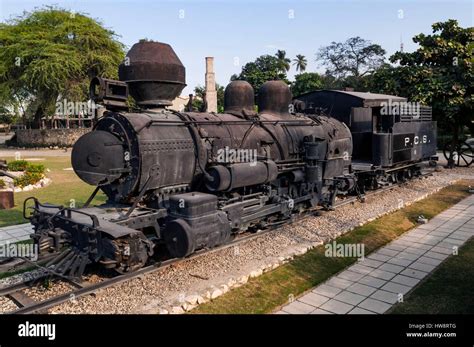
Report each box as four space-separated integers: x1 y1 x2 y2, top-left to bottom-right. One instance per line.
205 57 217 113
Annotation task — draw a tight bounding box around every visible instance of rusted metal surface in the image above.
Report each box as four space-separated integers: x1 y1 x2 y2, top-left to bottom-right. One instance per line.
258 80 293 117
118 41 186 107
89 77 129 110
224 80 256 118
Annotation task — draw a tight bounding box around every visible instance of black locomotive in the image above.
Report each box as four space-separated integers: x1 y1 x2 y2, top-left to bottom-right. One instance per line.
25 41 436 277
294 90 438 190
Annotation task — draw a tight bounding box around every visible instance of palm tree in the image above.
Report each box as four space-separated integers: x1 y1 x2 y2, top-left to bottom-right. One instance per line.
293 54 307 72
275 50 291 72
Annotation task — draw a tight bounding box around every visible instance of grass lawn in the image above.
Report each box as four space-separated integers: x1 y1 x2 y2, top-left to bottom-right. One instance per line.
0 155 106 227
390 237 474 314
192 180 473 314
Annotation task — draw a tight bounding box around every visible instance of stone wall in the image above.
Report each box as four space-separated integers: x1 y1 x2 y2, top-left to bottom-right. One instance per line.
15 128 90 147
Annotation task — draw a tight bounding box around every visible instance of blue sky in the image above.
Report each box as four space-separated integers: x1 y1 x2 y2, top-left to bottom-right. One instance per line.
1 0 472 94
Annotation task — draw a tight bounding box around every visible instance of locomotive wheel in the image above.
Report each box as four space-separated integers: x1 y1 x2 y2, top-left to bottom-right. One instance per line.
113 235 150 274
163 219 195 258
443 141 473 167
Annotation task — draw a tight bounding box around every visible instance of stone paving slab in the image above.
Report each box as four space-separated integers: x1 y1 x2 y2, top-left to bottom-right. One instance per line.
358 275 387 289
278 193 474 314
298 292 329 307
333 291 366 306
367 253 391 262
310 308 333 314
391 274 420 287
346 282 377 296
312 284 341 298
337 270 365 282
325 277 353 290
387 257 413 267
368 268 396 281
358 298 392 314
400 268 429 280
348 307 376 314
281 300 314 314
0 223 33 245
370 289 398 304
381 281 412 295
319 299 353 314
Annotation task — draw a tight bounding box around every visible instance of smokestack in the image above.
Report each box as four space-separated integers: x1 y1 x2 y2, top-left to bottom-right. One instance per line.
205 57 217 113
118 41 186 108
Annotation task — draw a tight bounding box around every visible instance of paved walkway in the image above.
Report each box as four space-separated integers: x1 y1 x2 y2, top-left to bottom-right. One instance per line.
277 194 474 314
0 148 70 157
0 223 34 245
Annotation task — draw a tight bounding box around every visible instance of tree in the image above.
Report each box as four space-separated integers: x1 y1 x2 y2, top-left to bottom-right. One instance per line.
275 50 291 73
371 20 473 138
293 54 307 72
231 55 289 95
193 83 225 112
316 37 386 80
0 6 125 128
291 72 323 96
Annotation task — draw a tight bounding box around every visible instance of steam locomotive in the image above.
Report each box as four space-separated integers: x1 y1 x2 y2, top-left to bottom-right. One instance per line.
25 41 437 278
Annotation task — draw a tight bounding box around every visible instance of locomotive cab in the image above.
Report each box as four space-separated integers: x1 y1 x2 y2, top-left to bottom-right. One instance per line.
294 90 438 178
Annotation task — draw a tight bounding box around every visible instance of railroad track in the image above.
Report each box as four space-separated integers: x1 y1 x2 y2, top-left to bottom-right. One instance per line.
0 170 434 314
0 228 284 314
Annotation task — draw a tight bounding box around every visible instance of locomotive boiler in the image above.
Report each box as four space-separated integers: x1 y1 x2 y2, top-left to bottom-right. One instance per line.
26 41 353 277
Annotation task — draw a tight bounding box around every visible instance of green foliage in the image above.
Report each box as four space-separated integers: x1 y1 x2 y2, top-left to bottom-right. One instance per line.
313 36 386 91
25 163 45 174
14 171 43 188
291 72 324 96
0 112 16 124
275 50 291 73
7 161 45 184
370 20 473 137
13 161 46 188
193 84 225 112
231 55 289 95
316 36 386 79
7 160 28 171
126 95 139 112
318 74 341 90
0 179 5 189
293 54 307 72
0 6 125 127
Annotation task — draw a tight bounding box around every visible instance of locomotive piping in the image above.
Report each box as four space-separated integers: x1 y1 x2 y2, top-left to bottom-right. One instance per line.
168 109 215 182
